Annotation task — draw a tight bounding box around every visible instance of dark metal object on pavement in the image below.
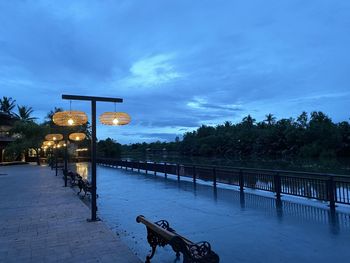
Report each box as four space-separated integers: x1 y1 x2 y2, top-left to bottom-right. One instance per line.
136 215 219 263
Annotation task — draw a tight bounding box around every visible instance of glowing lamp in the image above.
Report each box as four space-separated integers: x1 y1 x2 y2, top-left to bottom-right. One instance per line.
99 112 131 126
53 111 88 127
69 132 86 141
45 134 63 141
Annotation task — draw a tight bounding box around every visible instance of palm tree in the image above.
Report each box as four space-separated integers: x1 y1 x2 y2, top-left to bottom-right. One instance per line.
264 113 276 125
15 105 36 122
0 96 16 115
46 107 63 120
242 115 256 127
44 107 63 125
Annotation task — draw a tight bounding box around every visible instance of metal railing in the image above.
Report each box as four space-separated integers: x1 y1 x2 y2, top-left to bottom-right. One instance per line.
97 158 350 209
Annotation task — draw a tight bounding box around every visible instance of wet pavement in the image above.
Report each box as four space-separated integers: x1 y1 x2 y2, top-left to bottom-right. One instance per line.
0 164 141 263
74 163 350 263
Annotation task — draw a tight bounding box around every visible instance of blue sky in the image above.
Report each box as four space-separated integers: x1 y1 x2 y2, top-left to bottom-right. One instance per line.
1 0 350 144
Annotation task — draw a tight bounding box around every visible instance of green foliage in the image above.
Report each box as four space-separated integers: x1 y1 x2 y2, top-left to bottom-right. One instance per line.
15 105 36 121
0 96 16 115
123 111 350 160
5 121 49 163
97 138 121 158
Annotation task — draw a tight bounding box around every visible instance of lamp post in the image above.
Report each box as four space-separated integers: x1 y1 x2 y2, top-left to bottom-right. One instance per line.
52 109 88 186
61 94 128 222
45 134 63 176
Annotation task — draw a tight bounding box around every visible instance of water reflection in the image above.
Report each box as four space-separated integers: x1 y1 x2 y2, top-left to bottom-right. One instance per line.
71 162 350 263
70 162 89 180
73 162 350 232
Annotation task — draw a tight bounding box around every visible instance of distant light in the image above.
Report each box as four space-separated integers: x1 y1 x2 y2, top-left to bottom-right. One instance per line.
76 136 80 140
53 136 56 141
112 118 119 125
68 118 74 125
76 148 88 152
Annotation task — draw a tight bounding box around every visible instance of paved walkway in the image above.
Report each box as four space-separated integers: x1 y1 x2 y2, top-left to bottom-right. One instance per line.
0 164 141 263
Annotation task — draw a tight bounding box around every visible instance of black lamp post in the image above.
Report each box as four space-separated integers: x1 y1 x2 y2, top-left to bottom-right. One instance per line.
61 94 124 222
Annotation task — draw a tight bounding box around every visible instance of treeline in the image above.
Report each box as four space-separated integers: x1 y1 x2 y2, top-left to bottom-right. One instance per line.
122 112 350 160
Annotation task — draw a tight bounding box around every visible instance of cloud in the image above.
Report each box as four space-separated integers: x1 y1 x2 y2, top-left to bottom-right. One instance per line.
1 0 350 143
121 54 183 88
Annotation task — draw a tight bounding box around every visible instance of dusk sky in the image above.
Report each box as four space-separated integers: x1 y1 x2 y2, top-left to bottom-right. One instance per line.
1 0 350 144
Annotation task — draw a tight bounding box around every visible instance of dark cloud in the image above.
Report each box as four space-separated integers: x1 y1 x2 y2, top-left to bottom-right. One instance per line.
1 0 350 143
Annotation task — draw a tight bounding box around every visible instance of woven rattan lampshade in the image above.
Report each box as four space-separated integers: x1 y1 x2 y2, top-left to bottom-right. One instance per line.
69 132 86 141
45 134 63 141
53 111 88 126
43 140 54 146
99 112 131 126
58 140 67 147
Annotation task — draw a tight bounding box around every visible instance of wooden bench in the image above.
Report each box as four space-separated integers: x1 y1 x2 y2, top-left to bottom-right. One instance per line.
136 215 219 263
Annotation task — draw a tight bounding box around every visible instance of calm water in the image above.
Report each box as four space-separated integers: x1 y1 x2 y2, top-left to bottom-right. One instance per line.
72 163 350 263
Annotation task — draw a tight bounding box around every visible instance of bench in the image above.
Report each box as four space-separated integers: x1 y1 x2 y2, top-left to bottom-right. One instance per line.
77 178 92 198
136 215 219 263
65 171 82 187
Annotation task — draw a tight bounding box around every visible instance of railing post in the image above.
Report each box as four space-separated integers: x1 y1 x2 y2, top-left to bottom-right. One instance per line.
239 169 244 191
138 161 140 173
274 172 281 200
164 162 167 178
125 160 128 170
154 162 157 175
193 166 196 184
177 164 180 181
213 167 217 187
146 162 148 175
328 176 336 210
131 161 133 171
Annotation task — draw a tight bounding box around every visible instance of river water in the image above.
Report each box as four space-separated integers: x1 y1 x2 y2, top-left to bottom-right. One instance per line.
72 163 350 263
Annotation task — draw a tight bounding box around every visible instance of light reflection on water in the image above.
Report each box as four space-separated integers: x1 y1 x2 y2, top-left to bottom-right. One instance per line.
72 162 89 180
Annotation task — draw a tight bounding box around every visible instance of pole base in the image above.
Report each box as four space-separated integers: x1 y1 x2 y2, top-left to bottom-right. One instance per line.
87 217 101 222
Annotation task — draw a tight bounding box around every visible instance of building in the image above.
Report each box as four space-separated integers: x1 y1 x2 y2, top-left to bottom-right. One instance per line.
0 112 16 162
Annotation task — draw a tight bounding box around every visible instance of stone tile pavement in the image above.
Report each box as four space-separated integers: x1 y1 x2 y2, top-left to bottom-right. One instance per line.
0 164 141 263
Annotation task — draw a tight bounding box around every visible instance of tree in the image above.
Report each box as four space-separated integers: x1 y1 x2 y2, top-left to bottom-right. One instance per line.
121 111 350 161
15 105 36 122
6 121 48 165
0 96 16 115
264 113 276 125
241 115 256 127
97 138 121 158
44 107 63 125
297 111 308 128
